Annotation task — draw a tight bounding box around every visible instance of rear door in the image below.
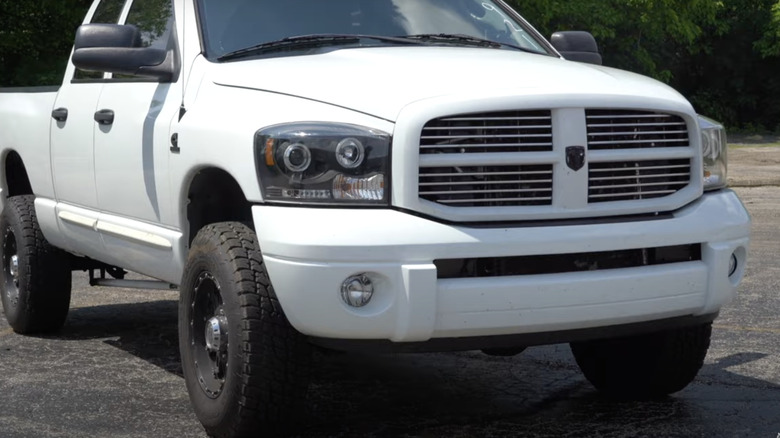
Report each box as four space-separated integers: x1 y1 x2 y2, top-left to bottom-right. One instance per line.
50 0 128 257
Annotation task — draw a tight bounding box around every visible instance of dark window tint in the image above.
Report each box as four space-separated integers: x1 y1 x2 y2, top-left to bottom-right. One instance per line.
92 0 126 23
74 0 127 80
125 0 174 51
110 0 174 80
198 0 549 59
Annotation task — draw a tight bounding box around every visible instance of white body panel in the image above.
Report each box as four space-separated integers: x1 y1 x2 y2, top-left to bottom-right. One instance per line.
254 190 749 341
0 0 752 341
94 82 178 225
50 83 102 209
0 90 58 212
211 47 688 122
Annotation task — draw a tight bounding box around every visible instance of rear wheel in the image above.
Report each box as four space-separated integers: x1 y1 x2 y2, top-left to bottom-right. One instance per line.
179 222 310 437
570 323 712 399
0 195 71 334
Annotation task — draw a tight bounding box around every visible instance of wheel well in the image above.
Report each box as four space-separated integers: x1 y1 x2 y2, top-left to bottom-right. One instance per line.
4 151 33 197
186 168 253 244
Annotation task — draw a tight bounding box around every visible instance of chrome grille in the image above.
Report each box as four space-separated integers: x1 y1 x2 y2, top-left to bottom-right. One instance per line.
416 108 695 215
419 165 553 207
589 159 691 202
586 110 689 150
420 110 553 154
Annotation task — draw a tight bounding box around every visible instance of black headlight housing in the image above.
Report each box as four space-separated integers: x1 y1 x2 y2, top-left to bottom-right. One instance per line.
255 123 391 205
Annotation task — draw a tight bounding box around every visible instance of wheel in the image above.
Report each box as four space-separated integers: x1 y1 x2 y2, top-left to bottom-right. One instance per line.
179 222 311 437
0 195 72 334
570 323 712 399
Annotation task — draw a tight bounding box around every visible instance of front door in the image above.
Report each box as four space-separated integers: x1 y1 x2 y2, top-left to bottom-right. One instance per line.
92 0 181 280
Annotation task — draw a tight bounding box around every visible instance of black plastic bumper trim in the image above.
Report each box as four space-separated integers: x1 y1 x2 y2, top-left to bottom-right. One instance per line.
308 312 719 353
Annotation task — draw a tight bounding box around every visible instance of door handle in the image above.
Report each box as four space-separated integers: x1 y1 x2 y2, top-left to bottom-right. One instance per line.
94 109 115 125
51 107 68 122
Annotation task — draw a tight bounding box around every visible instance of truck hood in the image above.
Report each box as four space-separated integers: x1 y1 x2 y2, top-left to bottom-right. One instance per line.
211 47 688 121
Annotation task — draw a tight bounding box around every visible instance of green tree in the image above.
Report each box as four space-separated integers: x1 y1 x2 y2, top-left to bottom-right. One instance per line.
2 0 780 131
680 0 780 130
756 0 780 56
0 0 94 86
512 0 722 81
513 0 780 131
126 0 173 47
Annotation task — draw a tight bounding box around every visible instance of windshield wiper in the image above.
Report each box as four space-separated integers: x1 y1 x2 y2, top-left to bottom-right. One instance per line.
399 33 539 54
218 34 423 61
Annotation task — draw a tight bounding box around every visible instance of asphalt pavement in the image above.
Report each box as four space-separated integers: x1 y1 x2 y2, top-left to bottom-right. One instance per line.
0 146 779 437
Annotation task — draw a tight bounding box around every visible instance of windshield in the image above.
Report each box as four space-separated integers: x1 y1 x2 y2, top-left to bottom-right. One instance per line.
196 0 551 59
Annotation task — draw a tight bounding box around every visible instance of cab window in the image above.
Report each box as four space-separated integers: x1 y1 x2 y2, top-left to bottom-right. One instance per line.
73 0 127 80
114 0 175 80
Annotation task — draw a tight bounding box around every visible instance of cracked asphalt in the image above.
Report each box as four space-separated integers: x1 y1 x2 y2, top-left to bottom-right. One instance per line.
1 160 779 436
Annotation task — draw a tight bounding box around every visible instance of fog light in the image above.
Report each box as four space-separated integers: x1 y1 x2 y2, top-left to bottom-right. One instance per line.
729 253 738 277
341 274 374 308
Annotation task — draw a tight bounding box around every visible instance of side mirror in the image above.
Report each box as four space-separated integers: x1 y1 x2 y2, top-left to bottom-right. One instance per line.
72 24 175 82
550 31 602 66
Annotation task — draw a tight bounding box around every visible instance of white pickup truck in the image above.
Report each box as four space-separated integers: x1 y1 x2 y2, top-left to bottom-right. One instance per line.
0 0 751 436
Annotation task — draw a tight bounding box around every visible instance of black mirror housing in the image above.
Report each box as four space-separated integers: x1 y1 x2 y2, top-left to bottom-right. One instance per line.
72 24 176 82
550 31 602 66
74 23 142 50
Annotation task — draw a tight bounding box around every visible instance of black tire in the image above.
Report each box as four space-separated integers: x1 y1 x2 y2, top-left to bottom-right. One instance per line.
179 222 310 438
570 323 712 399
0 195 72 334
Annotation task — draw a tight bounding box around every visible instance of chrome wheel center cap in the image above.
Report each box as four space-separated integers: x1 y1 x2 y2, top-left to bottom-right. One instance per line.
204 316 228 354
9 255 19 285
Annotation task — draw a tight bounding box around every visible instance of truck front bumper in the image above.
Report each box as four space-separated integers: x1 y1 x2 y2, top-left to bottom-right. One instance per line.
252 189 750 343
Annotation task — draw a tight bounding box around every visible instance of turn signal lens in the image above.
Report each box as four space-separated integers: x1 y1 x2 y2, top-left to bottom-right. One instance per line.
333 174 384 201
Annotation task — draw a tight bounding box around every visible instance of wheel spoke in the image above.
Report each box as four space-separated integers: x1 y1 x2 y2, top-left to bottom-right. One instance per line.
191 271 228 398
2 229 19 305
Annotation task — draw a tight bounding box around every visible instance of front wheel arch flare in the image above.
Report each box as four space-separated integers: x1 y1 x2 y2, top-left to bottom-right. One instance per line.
4 151 33 197
184 167 253 245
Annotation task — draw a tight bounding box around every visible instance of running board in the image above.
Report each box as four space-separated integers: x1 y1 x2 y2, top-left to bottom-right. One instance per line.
89 278 178 290
88 267 178 291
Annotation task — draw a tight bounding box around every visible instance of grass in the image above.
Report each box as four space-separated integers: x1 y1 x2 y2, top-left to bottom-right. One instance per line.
728 133 780 148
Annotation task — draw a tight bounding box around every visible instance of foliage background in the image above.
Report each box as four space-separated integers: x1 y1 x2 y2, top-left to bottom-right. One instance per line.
1 0 779 131
507 0 780 132
0 0 92 86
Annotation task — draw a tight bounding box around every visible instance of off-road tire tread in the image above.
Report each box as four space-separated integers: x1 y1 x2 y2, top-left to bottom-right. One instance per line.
570 323 712 399
182 222 310 438
0 195 71 334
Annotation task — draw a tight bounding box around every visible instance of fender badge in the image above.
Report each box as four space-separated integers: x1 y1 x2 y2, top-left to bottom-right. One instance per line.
565 146 586 171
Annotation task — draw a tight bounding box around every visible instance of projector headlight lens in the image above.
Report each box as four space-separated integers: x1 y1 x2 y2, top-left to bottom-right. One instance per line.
256 123 390 205
335 138 365 169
